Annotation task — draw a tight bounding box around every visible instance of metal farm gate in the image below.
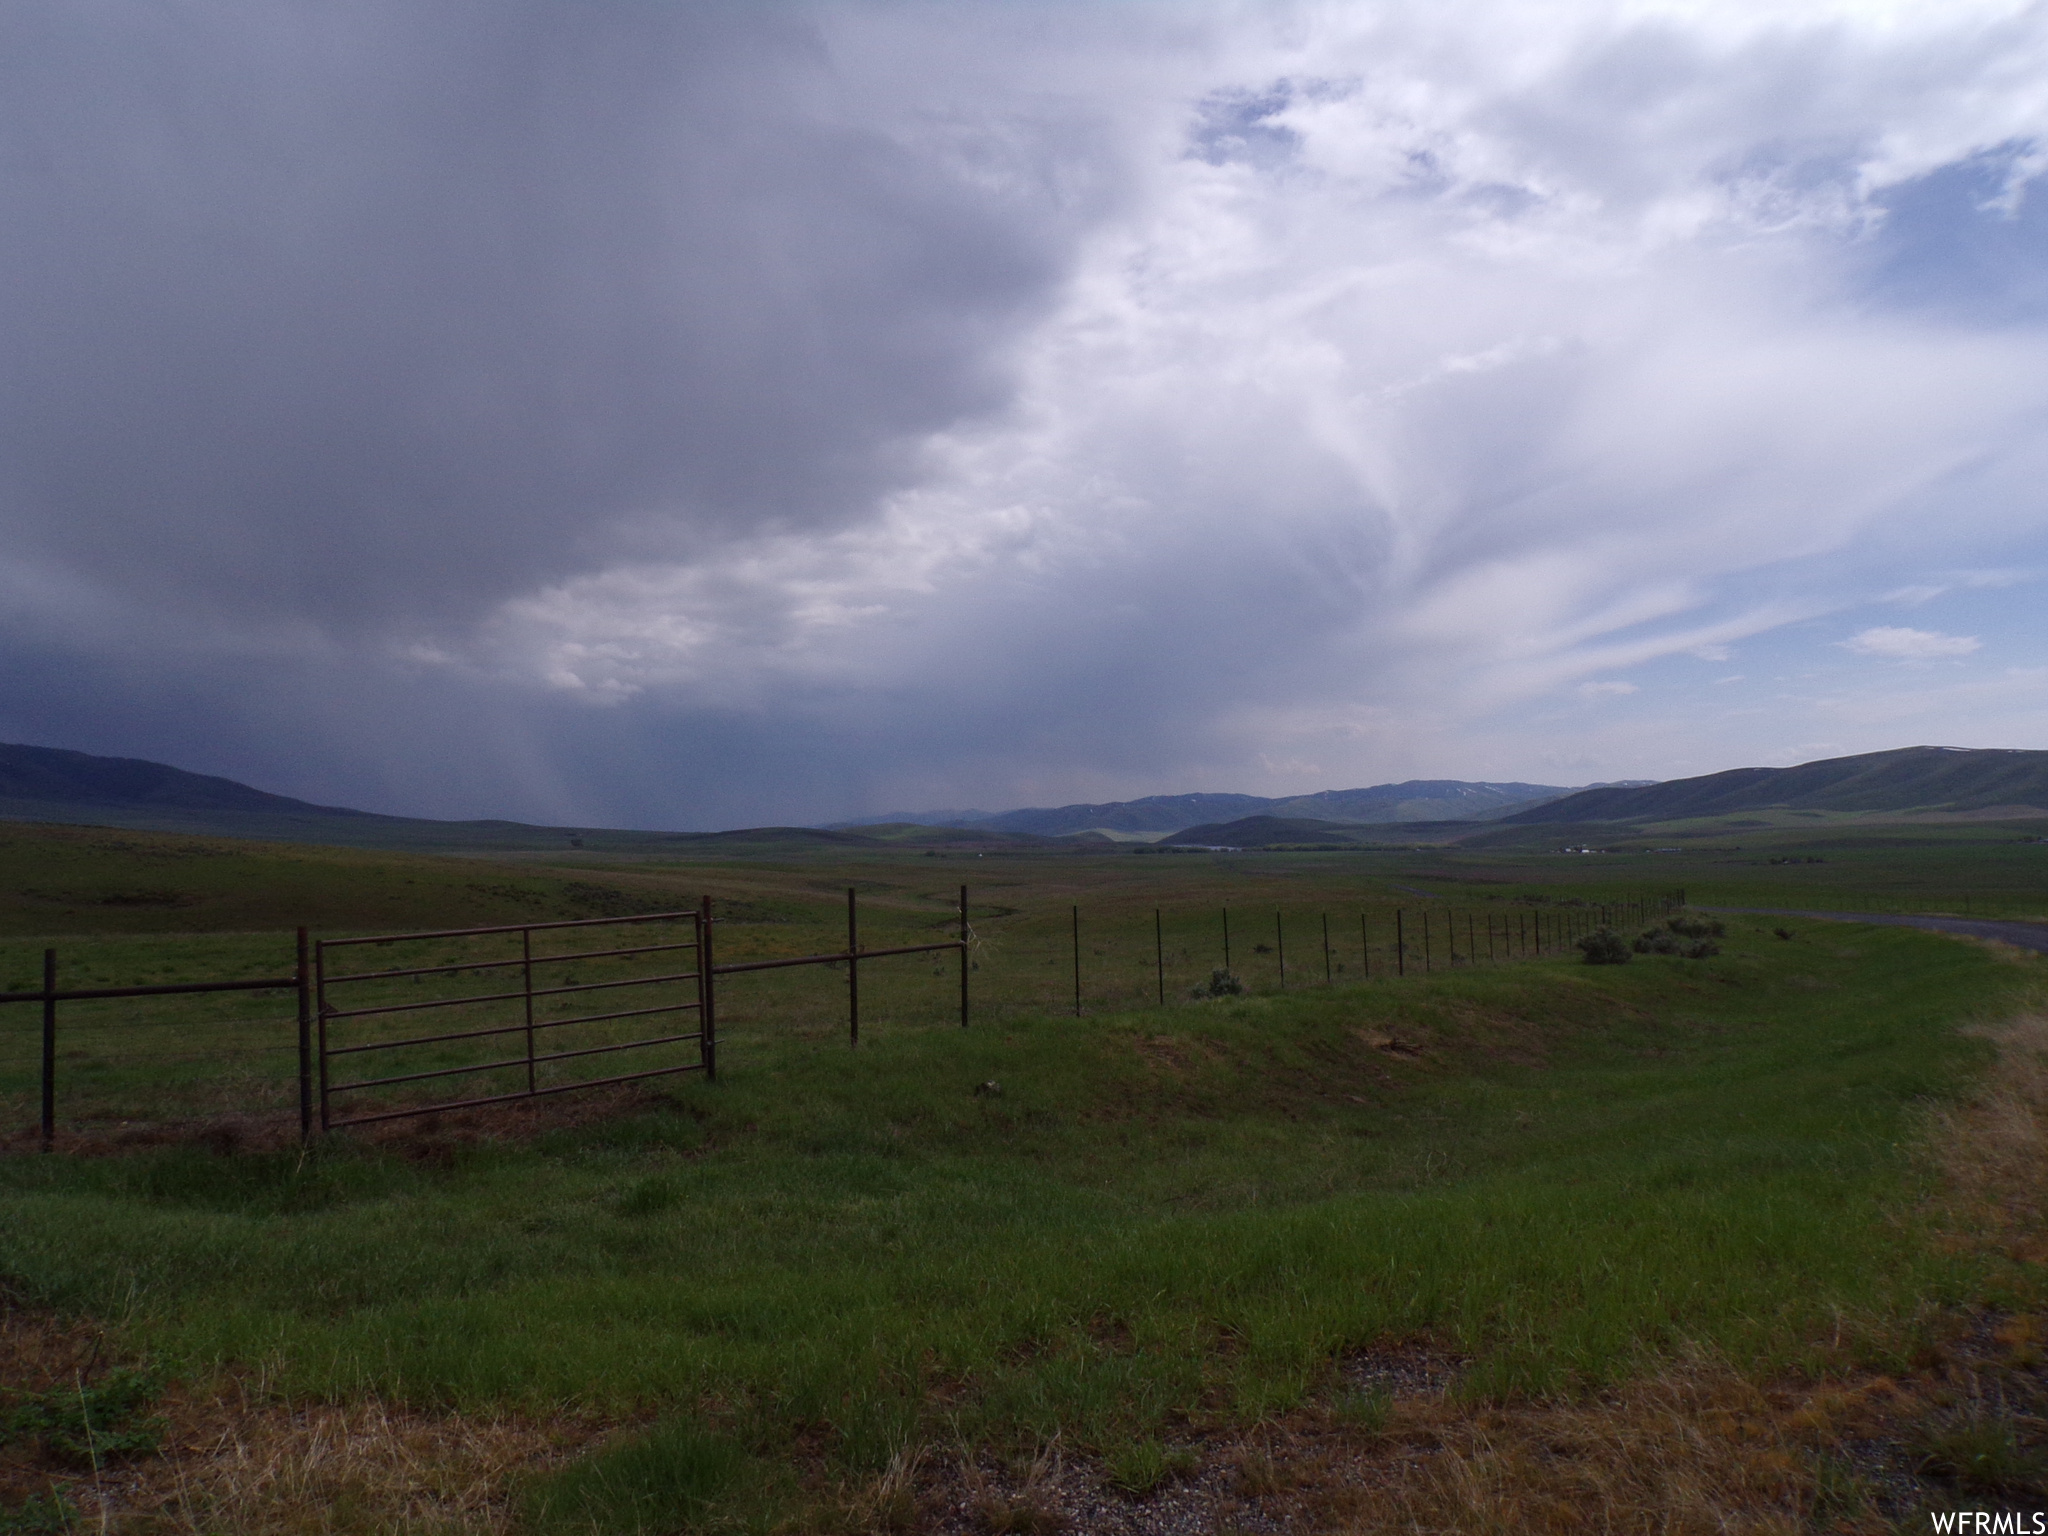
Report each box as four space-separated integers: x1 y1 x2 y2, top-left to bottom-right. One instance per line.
315 906 710 1130
313 888 972 1131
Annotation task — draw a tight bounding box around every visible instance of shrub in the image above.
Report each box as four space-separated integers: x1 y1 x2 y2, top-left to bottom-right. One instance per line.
1577 928 1632 965
1666 914 1725 939
1191 968 1244 998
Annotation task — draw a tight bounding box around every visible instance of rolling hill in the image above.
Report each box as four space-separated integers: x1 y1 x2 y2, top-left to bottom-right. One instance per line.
1503 746 2048 825
844 779 1588 837
1157 816 1378 848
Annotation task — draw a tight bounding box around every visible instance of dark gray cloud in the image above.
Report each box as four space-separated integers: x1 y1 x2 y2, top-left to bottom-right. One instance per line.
0 0 1073 640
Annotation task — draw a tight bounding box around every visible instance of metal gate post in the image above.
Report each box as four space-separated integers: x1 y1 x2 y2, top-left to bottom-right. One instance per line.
1396 909 1405 977
699 898 716 1081
1361 913 1370 978
315 939 332 1132
296 928 312 1143
1275 911 1286 990
959 886 970 1028
522 928 537 1094
1322 912 1331 984
40 948 55 1153
1222 906 1230 974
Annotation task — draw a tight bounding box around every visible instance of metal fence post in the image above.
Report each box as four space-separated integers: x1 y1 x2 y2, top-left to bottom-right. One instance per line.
847 888 860 1047
40 948 55 1153
1275 911 1286 990
1071 905 1081 1018
1361 913 1370 977
1396 909 1405 977
959 885 970 1028
296 927 312 1143
1322 912 1332 984
700 897 717 1081
1154 908 1164 1006
1222 906 1231 974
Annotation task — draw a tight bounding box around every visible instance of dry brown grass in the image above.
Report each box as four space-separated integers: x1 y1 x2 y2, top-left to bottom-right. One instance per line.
128 1393 605 1535
1925 1010 2048 1249
1287 1367 1902 1534
0 1303 613 1535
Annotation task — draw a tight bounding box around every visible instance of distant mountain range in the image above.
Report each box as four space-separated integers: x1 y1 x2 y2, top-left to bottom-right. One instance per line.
1149 746 2048 849
830 780 1599 837
3 740 2043 857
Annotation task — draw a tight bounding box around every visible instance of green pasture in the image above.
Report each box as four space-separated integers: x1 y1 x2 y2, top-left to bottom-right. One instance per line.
0 833 1671 1134
1374 817 2048 921
3 898 2041 1530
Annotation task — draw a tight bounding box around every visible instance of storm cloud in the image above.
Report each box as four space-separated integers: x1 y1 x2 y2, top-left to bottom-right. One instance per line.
4 0 2048 826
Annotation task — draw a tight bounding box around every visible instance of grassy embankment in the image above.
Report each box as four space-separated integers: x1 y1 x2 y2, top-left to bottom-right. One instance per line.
3 883 2042 1529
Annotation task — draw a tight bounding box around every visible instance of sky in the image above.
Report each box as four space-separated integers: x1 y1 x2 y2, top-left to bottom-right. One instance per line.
4 0 2048 829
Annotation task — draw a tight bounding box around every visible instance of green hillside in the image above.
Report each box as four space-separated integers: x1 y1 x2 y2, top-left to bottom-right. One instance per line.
1506 746 2048 825
0 821 691 936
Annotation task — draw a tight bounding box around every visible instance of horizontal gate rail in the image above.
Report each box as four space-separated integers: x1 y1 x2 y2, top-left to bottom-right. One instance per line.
320 937 699 986
319 909 694 947
322 968 703 1022
330 1029 706 1096
324 1063 714 1129
324 1000 702 1057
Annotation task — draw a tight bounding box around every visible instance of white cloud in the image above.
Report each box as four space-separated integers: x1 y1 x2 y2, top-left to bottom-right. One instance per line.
467 1 2048 806
1578 680 1641 698
1840 625 1983 658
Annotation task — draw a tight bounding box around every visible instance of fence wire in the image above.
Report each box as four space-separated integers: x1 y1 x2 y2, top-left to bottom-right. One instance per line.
4 890 1680 1143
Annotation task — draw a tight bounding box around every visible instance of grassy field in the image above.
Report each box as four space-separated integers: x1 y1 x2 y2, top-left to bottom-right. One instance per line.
3 819 2047 1530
